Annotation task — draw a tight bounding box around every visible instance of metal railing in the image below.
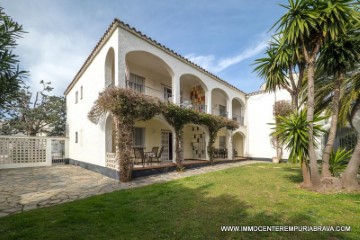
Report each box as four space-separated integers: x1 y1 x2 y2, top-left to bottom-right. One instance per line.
126 80 172 102
180 98 207 113
212 106 228 118
232 114 245 126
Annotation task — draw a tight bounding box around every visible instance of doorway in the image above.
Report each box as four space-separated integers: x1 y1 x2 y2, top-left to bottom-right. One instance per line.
161 130 173 161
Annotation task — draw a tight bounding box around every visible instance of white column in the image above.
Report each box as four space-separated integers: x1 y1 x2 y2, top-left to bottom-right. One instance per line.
172 75 180 104
227 98 232 120
227 130 233 159
205 90 212 114
117 36 126 88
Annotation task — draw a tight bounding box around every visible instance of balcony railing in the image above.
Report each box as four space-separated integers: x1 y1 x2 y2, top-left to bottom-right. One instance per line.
212 106 228 118
126 80 172 102
180 98 207 113
232 114 245 126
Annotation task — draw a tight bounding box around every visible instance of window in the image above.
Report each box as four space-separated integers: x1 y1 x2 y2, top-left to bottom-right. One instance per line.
219 136 226 148
128 73 145 93
80 86 83 99
133 127 145 147
75 132 78 143
219 105 227 117
163 87 172 101
75 91 78 103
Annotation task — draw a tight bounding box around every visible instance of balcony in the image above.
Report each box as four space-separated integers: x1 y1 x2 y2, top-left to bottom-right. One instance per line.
212 105 228 118
232 114 244 126
126 80 172 102
180 98 207 113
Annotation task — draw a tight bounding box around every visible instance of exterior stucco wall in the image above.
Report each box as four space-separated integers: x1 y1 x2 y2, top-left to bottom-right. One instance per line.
66 29 119 167
66 26 247 169
247 89 291 159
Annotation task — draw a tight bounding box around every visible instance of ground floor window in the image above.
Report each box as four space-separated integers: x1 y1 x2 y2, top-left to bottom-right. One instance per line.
219 136 226 148
133 127 145 147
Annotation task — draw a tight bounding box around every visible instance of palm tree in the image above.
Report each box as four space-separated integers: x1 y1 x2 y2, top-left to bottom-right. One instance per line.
316 25 360 178
274 0 357 189
340 72 360 190
271 110 325 188
254 37 305 110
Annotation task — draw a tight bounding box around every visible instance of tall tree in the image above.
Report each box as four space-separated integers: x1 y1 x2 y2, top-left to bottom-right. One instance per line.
0 81 66 136
254 37 305 110
339 72 360 190
274 0 357 189
0 7 26 113
316 26 360 178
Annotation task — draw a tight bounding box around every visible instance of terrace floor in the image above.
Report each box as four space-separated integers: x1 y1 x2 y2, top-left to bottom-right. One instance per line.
0 159 264 217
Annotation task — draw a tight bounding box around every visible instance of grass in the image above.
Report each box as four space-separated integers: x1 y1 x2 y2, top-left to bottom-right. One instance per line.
0 163 359 239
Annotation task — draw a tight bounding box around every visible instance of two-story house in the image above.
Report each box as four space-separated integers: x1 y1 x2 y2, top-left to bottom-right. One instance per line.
64 19 283 178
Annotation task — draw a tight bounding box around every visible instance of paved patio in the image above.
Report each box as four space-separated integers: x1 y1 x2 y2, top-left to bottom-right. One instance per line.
0 160 266 217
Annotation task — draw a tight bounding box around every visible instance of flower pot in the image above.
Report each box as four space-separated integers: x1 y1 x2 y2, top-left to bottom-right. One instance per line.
272 157 279 163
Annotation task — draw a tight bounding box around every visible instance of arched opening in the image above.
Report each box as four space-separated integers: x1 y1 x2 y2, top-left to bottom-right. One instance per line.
211 88 229 117
105 115 116 168
180 74 208 113
134 117 174 165
105 48 115 87
212 128 230 159
233 132 245 157
183 124 208 160
105 115 114 153
232 98 245 126
125 51 174 102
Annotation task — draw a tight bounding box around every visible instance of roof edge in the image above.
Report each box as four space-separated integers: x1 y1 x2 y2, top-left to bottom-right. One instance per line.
64 18 247 95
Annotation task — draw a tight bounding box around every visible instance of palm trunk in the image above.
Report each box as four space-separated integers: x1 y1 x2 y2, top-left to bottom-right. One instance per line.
341 138 360 191
115 116 134 182
322 74 343 178
306 62 321 189
301 160 312 188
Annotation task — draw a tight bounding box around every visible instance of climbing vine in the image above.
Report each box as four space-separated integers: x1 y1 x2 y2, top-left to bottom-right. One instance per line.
89 87 239 181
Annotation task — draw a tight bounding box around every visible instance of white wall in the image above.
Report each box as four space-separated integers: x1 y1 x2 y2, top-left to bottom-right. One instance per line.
66 29 119 167
247 89 291 159
66 25 248 168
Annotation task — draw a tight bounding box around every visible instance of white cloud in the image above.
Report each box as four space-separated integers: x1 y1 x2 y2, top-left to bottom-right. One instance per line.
2 0 94 97
16 27 91 96
185 37 269 74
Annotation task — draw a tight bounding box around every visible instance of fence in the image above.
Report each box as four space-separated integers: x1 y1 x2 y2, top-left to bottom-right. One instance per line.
0 136 68 169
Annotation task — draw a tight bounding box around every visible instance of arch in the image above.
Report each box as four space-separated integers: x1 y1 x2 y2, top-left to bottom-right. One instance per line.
105 47 115 87
125 50 174 78
125 51 174 101
180 73 208 92
134 116 174 161
232 97 245 124
105 115 114 153
233 131 245 157
211 88 229 117
179 74 208 113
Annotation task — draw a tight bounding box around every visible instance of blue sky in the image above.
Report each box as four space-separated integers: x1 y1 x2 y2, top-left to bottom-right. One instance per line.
3 0 288 95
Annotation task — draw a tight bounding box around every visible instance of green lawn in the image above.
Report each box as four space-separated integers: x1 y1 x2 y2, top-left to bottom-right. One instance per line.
1 163 359 240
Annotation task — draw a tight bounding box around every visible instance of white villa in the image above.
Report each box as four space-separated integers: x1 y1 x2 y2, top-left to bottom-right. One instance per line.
64 19 293 178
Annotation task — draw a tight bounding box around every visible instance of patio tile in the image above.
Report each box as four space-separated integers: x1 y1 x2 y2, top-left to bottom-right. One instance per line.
0 160 266 217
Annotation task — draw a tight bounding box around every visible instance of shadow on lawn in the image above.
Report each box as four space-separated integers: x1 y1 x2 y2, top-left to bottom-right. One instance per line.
279 165 304 184
0 179 351 240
